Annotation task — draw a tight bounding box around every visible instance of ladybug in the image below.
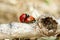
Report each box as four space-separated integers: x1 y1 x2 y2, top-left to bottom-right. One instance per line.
19 13 29 22
19 13 35 23
25 16 35 23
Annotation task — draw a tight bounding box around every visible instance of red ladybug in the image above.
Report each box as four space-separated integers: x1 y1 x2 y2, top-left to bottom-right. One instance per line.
19 13 35 23
25 16 35 23
19 13 27 22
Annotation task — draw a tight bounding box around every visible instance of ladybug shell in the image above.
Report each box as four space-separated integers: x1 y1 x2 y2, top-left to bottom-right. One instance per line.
25 16 35 23
19 14 27 22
